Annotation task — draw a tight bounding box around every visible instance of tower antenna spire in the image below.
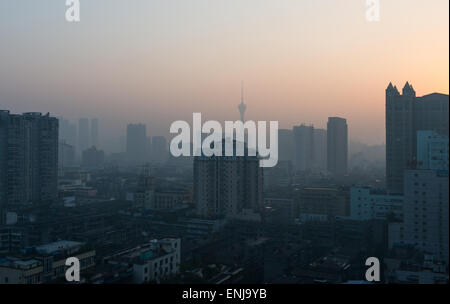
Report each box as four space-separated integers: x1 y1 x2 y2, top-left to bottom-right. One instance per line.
238 81 247 122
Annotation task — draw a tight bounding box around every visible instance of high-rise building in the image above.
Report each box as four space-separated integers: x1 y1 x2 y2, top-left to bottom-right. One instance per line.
403 169 449 265
278 129 293 162
293 124 314 171
194 140 263 218
313 128 327 172
91 118 99 148
151 136 168 162
126 123 147 164
327 117 348 176
386 82 449 193
58 141 75 176
0 111 58 206
78 118 90 154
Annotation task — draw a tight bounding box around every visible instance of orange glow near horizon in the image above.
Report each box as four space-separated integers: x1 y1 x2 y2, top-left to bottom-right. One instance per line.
0 0 448 145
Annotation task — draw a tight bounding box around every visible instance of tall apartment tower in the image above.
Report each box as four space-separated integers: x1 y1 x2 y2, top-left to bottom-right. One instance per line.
403 170 449 265
313 128 327 172
0 111 59 207
126 123 147 164
194 140 263 218
327 117 348 176
91 118 99 148
278 129 293 162
293 124 314 171
78 118 90 154
386 82 449 193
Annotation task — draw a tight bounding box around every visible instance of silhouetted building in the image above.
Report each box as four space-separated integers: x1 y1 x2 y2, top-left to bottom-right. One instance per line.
58 141 76 176
82 146 105 168
91 118 99 148
293 124 314 171
386 82 449 193
278 129 293 162
296 187 349 221
126 123 147 164
0 111 58 206
327 117 348 176
313 128 327 172
78 118 90 155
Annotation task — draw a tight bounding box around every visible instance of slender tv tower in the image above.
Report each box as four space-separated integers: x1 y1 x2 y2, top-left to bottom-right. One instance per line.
238 81 247 122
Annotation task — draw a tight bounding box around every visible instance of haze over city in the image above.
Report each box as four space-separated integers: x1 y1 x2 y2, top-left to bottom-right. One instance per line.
0 0 448 149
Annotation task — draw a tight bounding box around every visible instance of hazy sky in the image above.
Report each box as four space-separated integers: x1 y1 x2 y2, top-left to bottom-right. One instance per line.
0 0 448 148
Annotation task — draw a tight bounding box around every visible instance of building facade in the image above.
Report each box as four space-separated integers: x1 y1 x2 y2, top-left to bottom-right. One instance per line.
0 111 58 207
327 117 348 177
194 140 263 218
386 82 449 193
350 187 403 221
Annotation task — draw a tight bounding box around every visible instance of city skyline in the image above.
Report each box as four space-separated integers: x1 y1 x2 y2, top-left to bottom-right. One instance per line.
0 0 448 145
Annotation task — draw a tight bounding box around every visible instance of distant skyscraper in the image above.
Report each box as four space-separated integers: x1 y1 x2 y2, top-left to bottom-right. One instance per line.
278 129 293 162
313 128 327 172
58 141 75 176
194 140 263 218
0 111 58 206
327 117 348 176
59 117 77 147
238 82 247 122
293 124 314 171
91 118 99 148
78 118 90 154
126 123 147 164
386 82 449 193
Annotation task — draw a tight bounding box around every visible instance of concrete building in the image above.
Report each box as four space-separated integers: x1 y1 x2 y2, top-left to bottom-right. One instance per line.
402 169 449 265
194 140 263 218
278 129 293 162
350 187 403 221
417 130 448 171
78 118 90 155
386 82 449 193
126 123 147 164
58 141 76 176
104 238 181 284
313 128 327 172
0 240 95 284
295 187 349 221
0 111 59 206
293 124 314 171
82 146 105 168
327 117 348 177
